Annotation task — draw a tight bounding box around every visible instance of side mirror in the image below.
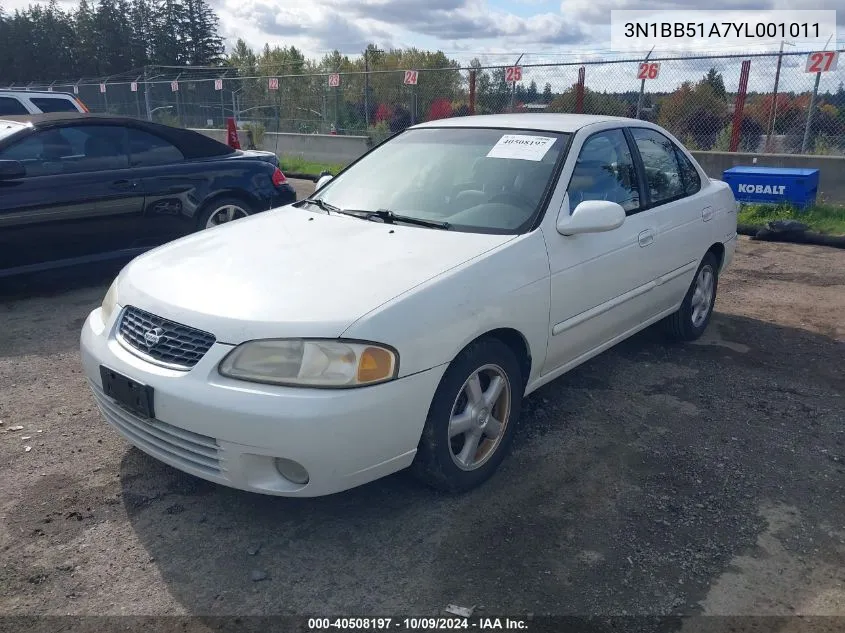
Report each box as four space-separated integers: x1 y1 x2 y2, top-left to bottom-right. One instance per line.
315 172 333 191
557 199 626 236
0 159 25 180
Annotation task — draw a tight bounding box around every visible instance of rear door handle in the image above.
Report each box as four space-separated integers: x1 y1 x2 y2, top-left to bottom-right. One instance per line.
702 206 714 222
638 229 654 247
111 179 136 190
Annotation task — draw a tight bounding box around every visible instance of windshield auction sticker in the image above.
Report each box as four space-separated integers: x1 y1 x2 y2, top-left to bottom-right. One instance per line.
487 135 557 161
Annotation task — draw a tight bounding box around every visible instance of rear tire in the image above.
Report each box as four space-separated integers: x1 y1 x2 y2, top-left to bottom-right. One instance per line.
411 337 524 493
197 197 254 231
663 252 719 342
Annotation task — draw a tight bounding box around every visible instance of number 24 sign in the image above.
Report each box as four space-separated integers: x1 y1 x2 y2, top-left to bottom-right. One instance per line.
806 51 838 73
637 62 660 80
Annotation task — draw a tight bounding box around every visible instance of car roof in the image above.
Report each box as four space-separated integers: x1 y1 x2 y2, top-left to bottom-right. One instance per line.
0 89 77 99
410 113 637 133
0 112 236 159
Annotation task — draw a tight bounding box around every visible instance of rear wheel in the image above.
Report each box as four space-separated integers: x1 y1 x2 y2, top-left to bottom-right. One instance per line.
411 337 524 493
663 252 719 342
198 197 254 230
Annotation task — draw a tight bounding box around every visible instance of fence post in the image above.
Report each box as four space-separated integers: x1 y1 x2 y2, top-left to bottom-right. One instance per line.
143 67 152 121
575 66 585 114
469 69 476 115
801 70 822 154
510 53 524 112
765 41 792 152
635 46 654 119
729 59 751 153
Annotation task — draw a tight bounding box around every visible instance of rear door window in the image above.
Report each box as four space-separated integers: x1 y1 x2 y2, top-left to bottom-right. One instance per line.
0 97 29 115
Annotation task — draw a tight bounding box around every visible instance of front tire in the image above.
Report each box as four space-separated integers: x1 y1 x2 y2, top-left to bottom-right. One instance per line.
411 337 524 493
663 252 720 342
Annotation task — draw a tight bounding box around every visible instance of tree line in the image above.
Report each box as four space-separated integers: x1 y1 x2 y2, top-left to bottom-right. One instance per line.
0 0 224 82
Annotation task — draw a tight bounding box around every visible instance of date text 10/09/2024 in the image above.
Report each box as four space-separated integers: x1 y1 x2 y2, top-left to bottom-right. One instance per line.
307 618 529 630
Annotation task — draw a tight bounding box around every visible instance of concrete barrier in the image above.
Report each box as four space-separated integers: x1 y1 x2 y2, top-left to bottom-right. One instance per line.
191 129 370 166
193 128 845 205
691 151 845 205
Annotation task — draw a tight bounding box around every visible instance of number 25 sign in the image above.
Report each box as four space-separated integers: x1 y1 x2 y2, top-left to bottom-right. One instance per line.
637 62 660 80
505 66 522 82
806 51 838 73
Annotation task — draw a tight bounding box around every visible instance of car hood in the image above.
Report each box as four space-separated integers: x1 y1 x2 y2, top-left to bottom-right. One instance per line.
117 207 515 344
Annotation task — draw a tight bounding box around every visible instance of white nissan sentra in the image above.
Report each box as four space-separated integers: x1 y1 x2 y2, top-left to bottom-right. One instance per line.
80 114 737 497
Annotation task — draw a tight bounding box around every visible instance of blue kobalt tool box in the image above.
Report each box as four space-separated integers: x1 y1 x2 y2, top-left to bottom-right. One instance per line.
722 166 819 209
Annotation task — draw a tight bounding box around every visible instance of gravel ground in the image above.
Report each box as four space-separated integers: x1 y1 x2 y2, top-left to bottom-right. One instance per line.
1 180 844 629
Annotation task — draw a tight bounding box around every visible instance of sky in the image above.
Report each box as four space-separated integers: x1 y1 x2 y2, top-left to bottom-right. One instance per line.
4 0 845 93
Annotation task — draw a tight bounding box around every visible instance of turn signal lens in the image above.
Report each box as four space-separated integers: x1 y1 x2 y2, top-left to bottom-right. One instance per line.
358 346 395 383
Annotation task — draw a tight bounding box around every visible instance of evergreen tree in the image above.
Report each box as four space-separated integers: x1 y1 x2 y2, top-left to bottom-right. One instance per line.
182 0 223 65
129 0 153 68
74 0 99 76
527 79 538 103
151 0 185 65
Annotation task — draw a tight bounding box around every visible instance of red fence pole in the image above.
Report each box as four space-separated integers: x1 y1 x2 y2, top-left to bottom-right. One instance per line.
575 66 585 114
729 59 751 153
469 70 476 115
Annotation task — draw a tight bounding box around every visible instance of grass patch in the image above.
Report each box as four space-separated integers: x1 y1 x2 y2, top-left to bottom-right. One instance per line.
279 156 346 177
738 203 845 235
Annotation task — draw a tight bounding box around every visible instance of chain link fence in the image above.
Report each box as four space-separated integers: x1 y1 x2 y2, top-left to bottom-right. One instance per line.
6 50 845 156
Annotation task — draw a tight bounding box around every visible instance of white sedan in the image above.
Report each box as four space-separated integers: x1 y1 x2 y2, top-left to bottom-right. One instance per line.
80 114 737 497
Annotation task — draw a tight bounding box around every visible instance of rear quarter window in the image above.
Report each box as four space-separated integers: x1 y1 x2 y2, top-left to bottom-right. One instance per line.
30 97 80 113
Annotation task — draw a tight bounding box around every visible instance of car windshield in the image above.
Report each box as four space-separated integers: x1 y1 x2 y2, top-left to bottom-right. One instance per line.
310 127 571 234
0 121 28 142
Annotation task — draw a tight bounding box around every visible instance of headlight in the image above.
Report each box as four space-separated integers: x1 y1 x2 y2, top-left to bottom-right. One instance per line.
218 339 399 388
101 279 119 323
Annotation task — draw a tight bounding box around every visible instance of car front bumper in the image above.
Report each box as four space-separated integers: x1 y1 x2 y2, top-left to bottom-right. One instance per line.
80 307 446 497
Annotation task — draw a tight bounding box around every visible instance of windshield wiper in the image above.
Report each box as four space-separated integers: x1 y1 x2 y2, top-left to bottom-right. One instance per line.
336 208 451 230
300 197 340 214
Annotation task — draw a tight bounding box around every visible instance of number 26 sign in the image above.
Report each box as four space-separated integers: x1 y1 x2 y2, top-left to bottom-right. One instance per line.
806 51 838 73
637 62 660 80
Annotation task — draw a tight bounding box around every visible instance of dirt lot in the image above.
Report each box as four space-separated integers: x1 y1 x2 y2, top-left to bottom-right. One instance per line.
1 180 844 628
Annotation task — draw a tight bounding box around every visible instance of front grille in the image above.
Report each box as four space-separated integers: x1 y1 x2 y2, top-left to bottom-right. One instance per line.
89 380 224 476
118 305 216 369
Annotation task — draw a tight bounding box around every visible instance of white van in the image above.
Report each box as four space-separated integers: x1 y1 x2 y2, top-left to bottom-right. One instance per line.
0 90 89 115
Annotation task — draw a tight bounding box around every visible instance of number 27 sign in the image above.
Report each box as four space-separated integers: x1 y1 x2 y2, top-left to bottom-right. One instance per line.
637 62 660 80
806 51 838 73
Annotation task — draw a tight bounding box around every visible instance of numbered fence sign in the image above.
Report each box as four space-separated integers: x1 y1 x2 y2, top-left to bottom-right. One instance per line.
806 51 838 73
328 73 341 87
637 62 660 80
505 66 522 83
73 85 79 94
171 81 179 92
130 82 138 92
403 70 419 85
99 83 106 93
47 86 53 92
214 79 223 91
269 77 279 90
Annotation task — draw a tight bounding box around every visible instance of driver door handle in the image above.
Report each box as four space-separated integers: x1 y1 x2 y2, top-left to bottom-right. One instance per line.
638 229 654 247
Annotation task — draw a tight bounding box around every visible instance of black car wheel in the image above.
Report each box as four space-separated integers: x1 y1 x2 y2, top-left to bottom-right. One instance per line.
411 337 524 493
663 252 720 342
198 197 254 230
